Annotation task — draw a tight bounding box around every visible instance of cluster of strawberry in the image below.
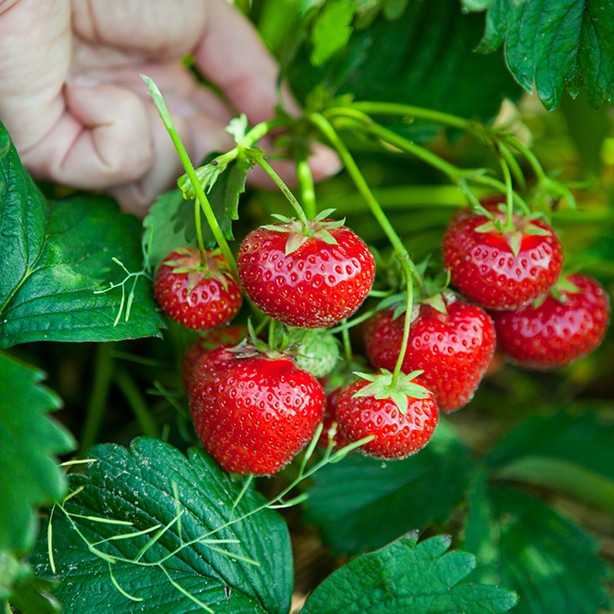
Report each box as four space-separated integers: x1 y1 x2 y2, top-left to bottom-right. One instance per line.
153 206 610 476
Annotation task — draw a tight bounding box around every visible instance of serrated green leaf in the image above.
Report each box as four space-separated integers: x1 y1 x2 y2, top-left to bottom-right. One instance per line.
0 353 75 554
0 196 163 348
310 0 356 67
486 409 614 514
464 485 612 614
300 532 518 613
31 438 293 613
142 189 194 272
303 421 476 554
476 0 614 109
0 124 164 346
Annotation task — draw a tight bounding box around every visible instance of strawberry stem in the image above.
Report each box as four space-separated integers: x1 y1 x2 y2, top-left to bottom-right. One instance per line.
309 112 421 385
296 156 318 220
142 75 238 278
250 152 312 231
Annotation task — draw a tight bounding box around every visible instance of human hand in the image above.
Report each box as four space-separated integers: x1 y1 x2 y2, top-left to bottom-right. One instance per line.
0 0 339 215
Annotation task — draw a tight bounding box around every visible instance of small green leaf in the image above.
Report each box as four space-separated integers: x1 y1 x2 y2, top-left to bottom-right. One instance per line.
226 114 249 143
0 353 75 555
143 156 248 269
304 421 477 554
464 484 612 614
310 0 356 67
32 438 293 613
300 532 518 613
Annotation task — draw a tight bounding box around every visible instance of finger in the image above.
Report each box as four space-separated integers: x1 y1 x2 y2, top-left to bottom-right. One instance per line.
21 80 153 189
194 0 293 125
0 0 69 151
108 99 235 216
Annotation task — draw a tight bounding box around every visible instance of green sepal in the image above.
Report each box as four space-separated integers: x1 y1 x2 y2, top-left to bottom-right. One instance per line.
353 369 431 415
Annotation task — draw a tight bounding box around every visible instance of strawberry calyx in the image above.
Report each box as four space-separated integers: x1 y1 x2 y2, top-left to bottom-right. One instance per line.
263 208 346 255
473 210 553 257
163 247 237 294
352 369 433 415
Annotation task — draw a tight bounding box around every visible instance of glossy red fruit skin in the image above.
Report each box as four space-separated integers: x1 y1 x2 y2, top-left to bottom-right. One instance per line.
190 348 326 475
236 223 375 328
181 324 248 394
442 208 564 310
365 299 496 412
335 378 438 460
490 274 610 370
154 249 243 331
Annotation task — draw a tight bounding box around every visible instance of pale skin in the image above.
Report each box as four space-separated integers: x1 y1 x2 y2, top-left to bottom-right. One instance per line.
0 0 339 215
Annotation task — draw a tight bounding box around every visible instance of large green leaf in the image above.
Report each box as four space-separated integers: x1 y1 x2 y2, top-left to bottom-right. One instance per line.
0 352 75 555
463 483 612 614
0 122 164 348
32 438 293 613
303 422 476 554
300 532 518 613
466 0 614 109
288 0 522 134
486 409 614 513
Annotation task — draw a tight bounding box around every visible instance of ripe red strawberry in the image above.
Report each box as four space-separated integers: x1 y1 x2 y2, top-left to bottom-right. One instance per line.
237 217 375 328
491 273 610 370
442 207 564 310
364 296 496 411
335 371 438 459
154 248 243 331
181 324 248 394
189 346 326 475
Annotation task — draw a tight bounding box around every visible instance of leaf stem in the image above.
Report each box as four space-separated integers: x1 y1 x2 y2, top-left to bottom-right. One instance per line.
309 112 420 384
251 154 310 227
80 343 114 456
114 370 159 439
345 101 473 131
142 75 238 277
296 156 318 220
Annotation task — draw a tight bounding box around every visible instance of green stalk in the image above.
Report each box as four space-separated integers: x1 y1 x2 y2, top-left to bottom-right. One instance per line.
296 157 318 220
114 370 158 439
309 112 420 385
497 148 516 230
324 106 527 201
252 154 311 228
142 75 238 277
345 101 473 131
240 117 287 147
80 343 114 456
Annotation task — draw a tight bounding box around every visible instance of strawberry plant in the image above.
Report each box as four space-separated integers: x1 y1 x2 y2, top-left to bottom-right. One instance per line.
2 1 614 613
